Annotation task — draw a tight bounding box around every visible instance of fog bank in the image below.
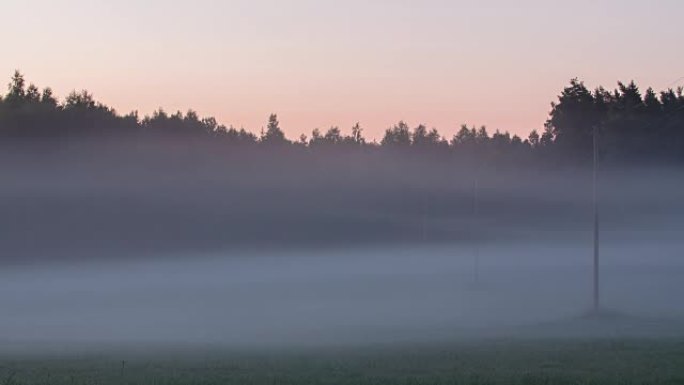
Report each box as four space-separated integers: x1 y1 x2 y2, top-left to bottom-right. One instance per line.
1 242 683 354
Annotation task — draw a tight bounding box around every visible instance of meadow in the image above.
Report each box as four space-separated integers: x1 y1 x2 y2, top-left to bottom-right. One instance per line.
1 339 684 385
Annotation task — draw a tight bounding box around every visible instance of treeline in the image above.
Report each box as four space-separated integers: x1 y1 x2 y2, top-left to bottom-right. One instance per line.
2 71 683 258
547 79 684 162
1 71 683 163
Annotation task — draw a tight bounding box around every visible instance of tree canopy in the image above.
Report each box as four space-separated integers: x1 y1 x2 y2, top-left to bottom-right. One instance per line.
1 72 682 164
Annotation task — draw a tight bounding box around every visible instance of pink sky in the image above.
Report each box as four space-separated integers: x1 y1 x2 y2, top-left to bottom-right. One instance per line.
3 0 683 140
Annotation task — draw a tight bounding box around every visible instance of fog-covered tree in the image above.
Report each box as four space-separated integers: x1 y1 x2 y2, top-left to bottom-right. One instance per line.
528 130 540 147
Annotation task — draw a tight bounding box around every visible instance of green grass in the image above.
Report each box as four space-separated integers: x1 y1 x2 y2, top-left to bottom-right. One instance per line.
1 339 684 384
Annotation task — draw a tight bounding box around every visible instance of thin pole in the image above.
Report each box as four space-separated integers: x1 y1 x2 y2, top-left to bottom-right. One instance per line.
593 125 600 313
422 192 428 242
473 175 480 285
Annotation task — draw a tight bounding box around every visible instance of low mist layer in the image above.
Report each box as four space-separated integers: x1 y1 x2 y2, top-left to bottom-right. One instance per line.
0 138 682 353
1 242 682 353
1 140 682 261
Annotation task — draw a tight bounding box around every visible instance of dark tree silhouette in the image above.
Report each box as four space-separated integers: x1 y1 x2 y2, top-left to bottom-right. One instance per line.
350 123 364 145
2 72 683 164
261 114 288 145
381 121 411 147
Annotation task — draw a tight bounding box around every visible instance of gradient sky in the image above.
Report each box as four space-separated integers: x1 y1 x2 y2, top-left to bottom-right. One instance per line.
3 0 683 140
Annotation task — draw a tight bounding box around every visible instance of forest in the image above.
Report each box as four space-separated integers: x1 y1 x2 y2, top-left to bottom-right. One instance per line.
0 72 682 260
1 71 683 164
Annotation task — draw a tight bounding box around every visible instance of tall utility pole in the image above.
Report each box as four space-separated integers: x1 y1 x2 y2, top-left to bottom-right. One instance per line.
422 191 428 242
473 175 480 286
592 124 600 313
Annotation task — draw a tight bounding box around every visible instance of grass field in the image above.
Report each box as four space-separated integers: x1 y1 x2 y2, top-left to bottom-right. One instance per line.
1 339 684 385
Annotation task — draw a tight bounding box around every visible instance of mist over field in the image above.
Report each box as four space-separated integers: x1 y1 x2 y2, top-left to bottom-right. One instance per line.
1 242 683 353
1 141 682 354
2 140 682 259
3 1 684 379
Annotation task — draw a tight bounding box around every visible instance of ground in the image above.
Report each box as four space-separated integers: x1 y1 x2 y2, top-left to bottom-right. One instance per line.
2 339 684 385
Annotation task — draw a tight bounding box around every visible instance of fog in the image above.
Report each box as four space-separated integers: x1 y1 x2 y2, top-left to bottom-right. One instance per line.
1 242 683 353
1 141 683 354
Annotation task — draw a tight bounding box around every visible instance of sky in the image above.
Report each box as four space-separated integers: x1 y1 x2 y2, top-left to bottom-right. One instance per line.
2 0 683 140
